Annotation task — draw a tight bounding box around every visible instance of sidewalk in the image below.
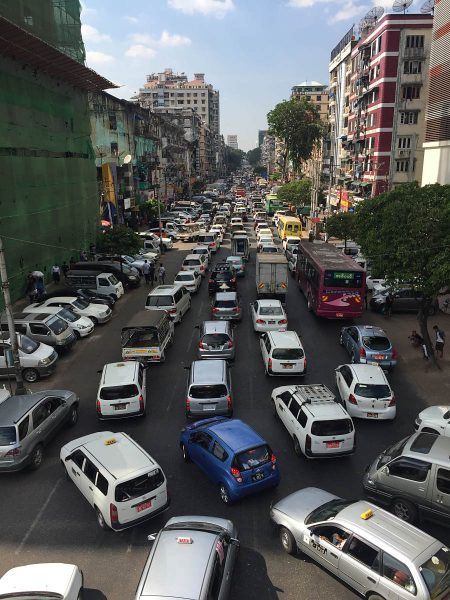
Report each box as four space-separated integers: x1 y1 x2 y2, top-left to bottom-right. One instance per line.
364 307 450 405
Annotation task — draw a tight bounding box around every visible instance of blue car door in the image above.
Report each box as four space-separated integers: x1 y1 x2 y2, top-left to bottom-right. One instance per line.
188 431 217 480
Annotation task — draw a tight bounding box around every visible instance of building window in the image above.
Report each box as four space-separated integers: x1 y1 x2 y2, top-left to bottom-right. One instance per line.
110 142 118 156
306 95 311 100
201 99 206 104
402 86 420 100
404 61 422 74
396 159 409 172
193 100 197 104
400 111 419 124
398 136 411 149
406 35 424 48
201 92 205 97
377 35 382 53
177 100 184 105
108 114 117 130
316 95 322 101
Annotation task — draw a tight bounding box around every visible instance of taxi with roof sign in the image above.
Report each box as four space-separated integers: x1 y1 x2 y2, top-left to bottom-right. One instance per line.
270 486 450 599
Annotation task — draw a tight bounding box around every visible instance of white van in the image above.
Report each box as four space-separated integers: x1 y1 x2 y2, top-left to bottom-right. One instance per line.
61 431 169 531
259 330 306 376
145 285 191 323
23 305 94 339
0 335 58 384
65 270 124 300
96 361 147 419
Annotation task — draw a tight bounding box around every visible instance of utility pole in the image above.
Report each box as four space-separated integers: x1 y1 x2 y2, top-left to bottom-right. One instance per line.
0 237 27 395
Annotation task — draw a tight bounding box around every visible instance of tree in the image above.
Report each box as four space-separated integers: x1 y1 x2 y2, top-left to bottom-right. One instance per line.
225 147 245 173
277 179 312 207
267 96 324 179
192 180 205 195
247 146 261 166
325 212 356 249
354 182 450 367
96 225 142 256
253 165 266 176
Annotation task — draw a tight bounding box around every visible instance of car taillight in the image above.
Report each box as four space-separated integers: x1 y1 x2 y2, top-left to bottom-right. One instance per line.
348 394 358 405
279 319 287 324
392 348 398 359
209 279 214 284
305 434 311 452
186 398 190 411
96 400 101 415
271 453 277 470
139 395 144 411
236 306 241 312
227 395 232 410
359 347 366 358
231 278 236 283
169 308 177 314
212 307 219 313
389 396 396 406
268 358 272 371
227 340 233 348
199 341 206 349
256 319 266 324
5 447 21 457
230 467 242 483
200 265 205 271
110 503 118 524
303 358 307 370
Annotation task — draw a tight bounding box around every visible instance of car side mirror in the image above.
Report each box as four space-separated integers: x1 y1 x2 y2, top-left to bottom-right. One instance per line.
97 369 102 374
194 325 200 329
382 466 389 475
64 455 72 462
147 533 157 542
183 366 190 370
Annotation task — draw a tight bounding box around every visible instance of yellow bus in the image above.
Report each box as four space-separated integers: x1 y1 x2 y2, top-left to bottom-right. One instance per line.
277 215 302 240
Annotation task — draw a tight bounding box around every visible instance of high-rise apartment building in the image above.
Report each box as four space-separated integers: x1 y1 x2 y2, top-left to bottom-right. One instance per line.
291 81 329 121
258 130 268 147
227 135 238 149
422 0 450 185
345 14 433 197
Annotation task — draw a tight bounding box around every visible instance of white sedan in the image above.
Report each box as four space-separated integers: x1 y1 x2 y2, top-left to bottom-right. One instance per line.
34 296 112 324
259 243 280 254
174 270 201 293
366 275 386 291
282 236 301 251
257 236 274 251
415 405 450 435
335 363 396 420
0 563 83 600
251 299 288 333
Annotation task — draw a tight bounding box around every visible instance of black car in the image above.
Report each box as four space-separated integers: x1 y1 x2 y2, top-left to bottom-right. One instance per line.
44 287 115 307
208 263 237 295
370 287 438 314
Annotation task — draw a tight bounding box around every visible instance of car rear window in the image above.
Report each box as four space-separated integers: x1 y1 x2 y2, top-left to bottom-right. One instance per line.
0 426 17 445
235 445 271 470
214 273 231 281
354 384 391 398
272 348 304 360
146 295 174 307
214 300 237 308
311 419 353 436
115 469 165 502
176 274 194 281
363 336 391 351
410 432 438 454
261 247 278 253
202 333 230 346
184 259 200 266
260 307 283 316
189 384 228 399
100 384 139 400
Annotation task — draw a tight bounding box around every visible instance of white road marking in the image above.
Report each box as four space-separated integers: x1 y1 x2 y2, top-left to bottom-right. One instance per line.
15 477 62 555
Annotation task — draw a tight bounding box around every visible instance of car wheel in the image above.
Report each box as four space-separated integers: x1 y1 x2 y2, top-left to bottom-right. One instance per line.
181 443 191 463
219 483 231 504
391 498 417 523
68 404 78 427
271 400 279 419
279 526 297 555
22 368 39 383
95 507 109 530
90 317 98 325
293 436 302 457
74 330 81 339
30 444 44 470
368 594 386 600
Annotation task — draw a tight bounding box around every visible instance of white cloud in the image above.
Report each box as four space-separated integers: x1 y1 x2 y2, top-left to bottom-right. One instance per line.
80 1 97 16
288 0 368 19
81 24 111 43
168 0 235 18
158 30 192 47
86 51 114 66
125 16 139 23
125 45 158 59
331 0 367 21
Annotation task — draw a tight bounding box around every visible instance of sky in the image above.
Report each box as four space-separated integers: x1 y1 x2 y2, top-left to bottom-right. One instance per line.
80 0 414 151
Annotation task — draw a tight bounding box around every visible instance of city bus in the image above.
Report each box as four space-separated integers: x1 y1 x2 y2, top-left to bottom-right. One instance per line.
277 215 302 240
264 193 284 215
295 241 365 318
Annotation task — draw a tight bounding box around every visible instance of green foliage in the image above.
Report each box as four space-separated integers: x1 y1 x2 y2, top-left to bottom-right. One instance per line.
141 199 159 221
225 147 245 173
192 180 205 195
271 172 281 181
247 146 262 166
277 179 312 207
267 97 324 178
326 212 356 247
96 225 142 256
253 165 266 176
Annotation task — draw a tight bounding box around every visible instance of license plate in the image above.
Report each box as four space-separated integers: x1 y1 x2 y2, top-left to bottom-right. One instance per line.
203 404 216 411
367 412 379 418
252 472 265 481
326 441 340 449
268 321 275 324
336 312 344 318
367 360 378 365
374 354 385 360
114 403 127 410
282 364 294 369
136 499 152 513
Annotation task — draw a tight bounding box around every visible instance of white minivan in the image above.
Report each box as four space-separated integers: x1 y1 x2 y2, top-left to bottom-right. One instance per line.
61 431 169 531
260 331 306 376
96 361 147 419
145 285 191 323
23 305 94 339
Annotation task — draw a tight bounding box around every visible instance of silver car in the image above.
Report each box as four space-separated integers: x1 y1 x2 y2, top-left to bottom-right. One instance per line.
135 516 239 600
197 321 235 361
271 487 450 600
211 292 242 321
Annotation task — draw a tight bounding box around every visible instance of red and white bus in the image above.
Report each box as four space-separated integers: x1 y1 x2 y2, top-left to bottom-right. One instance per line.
295 241 365 318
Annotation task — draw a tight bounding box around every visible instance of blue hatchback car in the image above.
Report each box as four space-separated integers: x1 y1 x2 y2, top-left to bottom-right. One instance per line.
180 417 280 504
340 324 397 370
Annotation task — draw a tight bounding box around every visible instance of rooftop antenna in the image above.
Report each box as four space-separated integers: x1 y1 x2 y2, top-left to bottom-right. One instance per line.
358 17 370 37
365 6 384 24
420 0 434 13
392 0 413 14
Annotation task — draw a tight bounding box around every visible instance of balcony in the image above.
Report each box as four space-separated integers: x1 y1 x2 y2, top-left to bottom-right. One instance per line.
401 72 423 85
395 148 411 158
403 47 425 60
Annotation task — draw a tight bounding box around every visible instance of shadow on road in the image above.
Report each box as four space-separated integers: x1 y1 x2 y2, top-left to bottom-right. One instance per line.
83 589 107 600
231 546 282 599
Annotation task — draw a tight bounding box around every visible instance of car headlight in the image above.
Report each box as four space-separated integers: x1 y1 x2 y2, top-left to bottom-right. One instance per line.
79 324 88 329
39 357 51 366
365 477 375 486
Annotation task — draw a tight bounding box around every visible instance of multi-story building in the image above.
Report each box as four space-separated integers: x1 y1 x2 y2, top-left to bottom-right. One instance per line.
291 81 329 121
347 14 433 197
260 134 276 177
227 135 238 149
258 130 268 147
422 0 450 185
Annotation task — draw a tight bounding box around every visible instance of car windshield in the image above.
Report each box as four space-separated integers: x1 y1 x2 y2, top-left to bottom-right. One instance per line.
227 258 241 265
47 316 67 334
363 336 391 351
419 547 450 596
18 335 39 354
214 273 231 281
214 300 237 309
311 419 354 436
262 247 277 253
376 437 408 469
176 274 194 281
305 499 354 525
235 445 271 471
272 348 304 360
354 384 391 398
189 384 228 399
99 384 139 400
0 426 16 446
184 260 200 266
115 469 165 502
260 306 283 316
108 275 118 285
202 333 230 346
146 296 174 307
59 308 78 323
73 298 88 309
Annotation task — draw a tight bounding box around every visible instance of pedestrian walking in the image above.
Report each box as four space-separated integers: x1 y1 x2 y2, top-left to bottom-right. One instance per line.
51 263 61 284
142 260 151 285
158 264 166 285
62 261 69 279
26 273 36 303
149 262 155 287
69 256 76 269
384 293 394 319
35 276 46 301
433 324 446 358
80 250 88 262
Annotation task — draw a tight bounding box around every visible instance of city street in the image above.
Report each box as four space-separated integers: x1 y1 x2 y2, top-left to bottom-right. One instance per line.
0 227 447 600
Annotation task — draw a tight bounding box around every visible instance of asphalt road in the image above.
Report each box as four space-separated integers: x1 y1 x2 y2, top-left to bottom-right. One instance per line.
1 225 448 600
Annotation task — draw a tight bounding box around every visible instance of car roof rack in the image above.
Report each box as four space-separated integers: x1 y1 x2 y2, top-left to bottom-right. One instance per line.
294 384 337 405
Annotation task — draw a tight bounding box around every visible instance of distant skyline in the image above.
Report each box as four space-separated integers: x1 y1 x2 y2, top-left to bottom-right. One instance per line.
81 0 423 151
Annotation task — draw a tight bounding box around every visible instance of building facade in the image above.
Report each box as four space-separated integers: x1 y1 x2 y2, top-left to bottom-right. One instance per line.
346 14 433 197
258 130 268 147
227 135 238 149
291 81 329 121
422 0 450 185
